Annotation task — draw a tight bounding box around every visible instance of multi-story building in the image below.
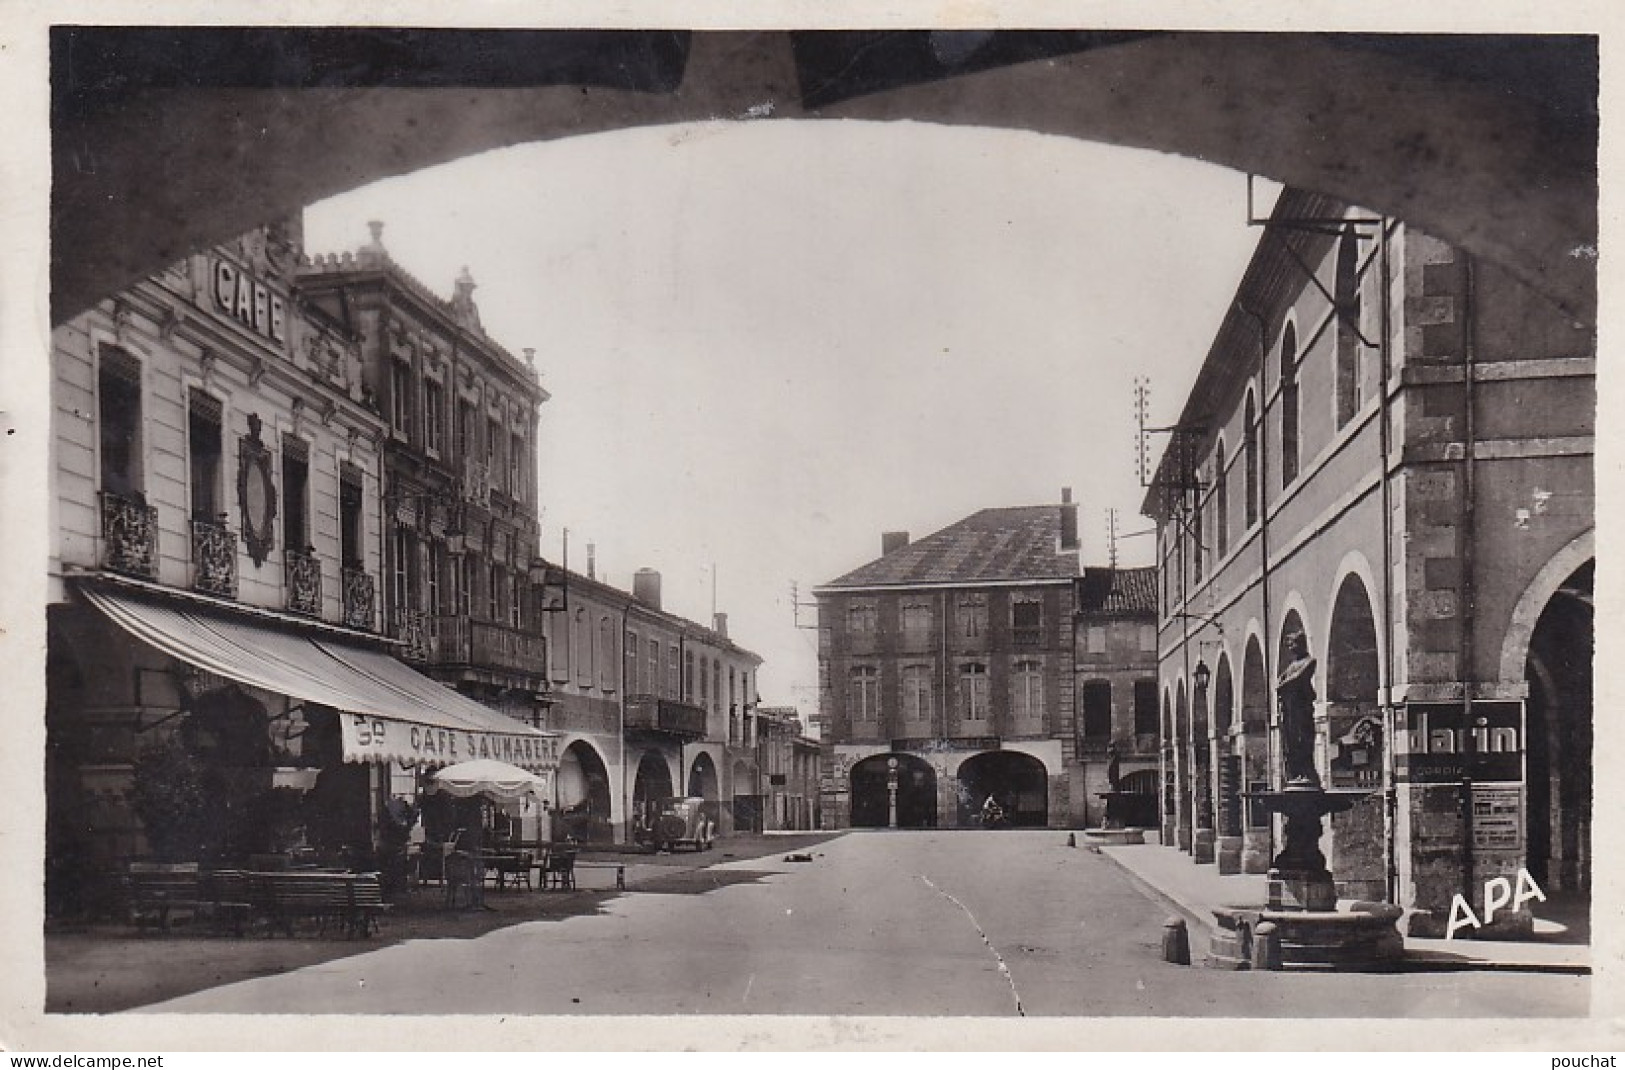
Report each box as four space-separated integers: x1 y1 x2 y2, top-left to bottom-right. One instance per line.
756 706 822 831
539 563 764 844
45 222 557 916
1072 566 1160 828
814 494 1082 829
1145 187 1593 935
298 224 551 730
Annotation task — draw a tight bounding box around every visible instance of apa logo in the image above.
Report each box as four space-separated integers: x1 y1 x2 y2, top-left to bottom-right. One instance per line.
1446 868 1547 938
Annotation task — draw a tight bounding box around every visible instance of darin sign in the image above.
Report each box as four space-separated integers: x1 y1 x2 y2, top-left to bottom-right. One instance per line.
212 258 287 343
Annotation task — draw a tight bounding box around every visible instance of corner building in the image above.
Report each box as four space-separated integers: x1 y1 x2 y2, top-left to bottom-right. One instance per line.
1145 187 1593 936
815 497 1083 830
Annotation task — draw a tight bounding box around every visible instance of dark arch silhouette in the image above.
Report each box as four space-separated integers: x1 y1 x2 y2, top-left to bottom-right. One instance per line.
687 751 719 801
850 753 937 829
52 30 1596 326
632 750 674 809
1525 559 1593 898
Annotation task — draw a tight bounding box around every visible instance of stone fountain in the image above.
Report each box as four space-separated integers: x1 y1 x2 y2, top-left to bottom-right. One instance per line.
1208 632 1403 969
1084 744 1146 845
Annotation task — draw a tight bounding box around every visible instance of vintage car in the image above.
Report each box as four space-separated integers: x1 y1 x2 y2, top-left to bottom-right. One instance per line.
634 796 715 853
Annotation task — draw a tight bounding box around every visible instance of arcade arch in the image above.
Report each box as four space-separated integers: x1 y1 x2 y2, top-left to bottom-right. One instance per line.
850 753 937 829
957 750 1048 828
555 739 614 843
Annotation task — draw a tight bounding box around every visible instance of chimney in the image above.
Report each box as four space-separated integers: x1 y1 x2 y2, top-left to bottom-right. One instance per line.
586 543 597 581
633 568 663 611
1059 487 1079 551
713 613 729 638
882 531 910 556
451 266 482 332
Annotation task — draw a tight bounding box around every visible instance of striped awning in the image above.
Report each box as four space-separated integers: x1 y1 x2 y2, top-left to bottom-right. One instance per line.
80 584 560 772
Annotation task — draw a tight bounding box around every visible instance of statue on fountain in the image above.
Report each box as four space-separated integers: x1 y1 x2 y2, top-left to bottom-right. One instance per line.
1277 630 1319 788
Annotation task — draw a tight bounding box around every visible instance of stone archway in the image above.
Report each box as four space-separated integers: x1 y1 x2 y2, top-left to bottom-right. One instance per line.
555 740 613 843
1524 560 1593 899
687 751 719 801
850 753 937 829
1239 635 1270 873
956 750 1049 828
1324 572 1386 900
1212 653 1243 873
632 749 674 809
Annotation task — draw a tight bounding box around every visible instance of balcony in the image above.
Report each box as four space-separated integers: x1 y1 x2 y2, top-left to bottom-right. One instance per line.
341 567 376 631
100 491 158 579
285 548 322 617
470 620 546 675
393 608 432 663
625 696 707 740
190 517 237 598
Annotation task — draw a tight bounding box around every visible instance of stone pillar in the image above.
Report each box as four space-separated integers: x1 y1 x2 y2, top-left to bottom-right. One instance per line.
1192 741 1216 863
1216 748 1244 874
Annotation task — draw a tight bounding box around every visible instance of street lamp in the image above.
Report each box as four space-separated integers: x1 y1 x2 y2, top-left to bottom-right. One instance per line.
1193 657 1212 695
886 757 899 830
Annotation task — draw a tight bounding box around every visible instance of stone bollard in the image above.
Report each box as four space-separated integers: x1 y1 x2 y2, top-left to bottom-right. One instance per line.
1066 833 1077 848
1162 917 1190 965
1251 921 1283 971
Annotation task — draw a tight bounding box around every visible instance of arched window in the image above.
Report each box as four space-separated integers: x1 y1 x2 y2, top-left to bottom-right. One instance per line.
1215 438 1229 559
1281 322 1301 485
1335 223 1361 428
1244 389 1259 527
1192 496 1205 582
850 666 879 722
960 663 990 721
902 664 933 722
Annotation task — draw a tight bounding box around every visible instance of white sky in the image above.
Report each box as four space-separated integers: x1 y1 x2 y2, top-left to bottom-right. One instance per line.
303 119 1276 716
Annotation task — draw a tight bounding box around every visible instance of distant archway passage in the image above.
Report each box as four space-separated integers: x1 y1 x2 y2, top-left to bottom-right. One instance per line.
632 750 674 809
850 753 938 829
1324 573 1385 899
556 740 613 843
687 752 719 800
956 751 1048 828
1525 560 1593 897
53 31 1596 328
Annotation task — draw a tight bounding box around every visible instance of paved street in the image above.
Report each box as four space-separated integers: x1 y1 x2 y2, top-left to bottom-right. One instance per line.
140 831 1587 1017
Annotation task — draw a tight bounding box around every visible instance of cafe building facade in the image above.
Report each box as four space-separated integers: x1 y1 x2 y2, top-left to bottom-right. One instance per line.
46 221 558 917
1145 186 1593 936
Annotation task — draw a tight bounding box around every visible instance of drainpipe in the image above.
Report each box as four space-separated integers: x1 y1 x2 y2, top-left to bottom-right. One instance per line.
1459 252 1480 904
1377 218 1399 903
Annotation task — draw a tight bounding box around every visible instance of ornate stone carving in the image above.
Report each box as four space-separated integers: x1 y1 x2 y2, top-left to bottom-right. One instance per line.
191 517 238 598
285 547 322 616
100 491 158 579
342 566 376 631
236 413 278 567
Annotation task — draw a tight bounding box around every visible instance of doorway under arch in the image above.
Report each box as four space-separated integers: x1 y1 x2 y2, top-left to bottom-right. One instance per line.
1324 572 1386 899
957 750 1048 828
687 751 719 801
632 750 674 810
850 753 937 829
1524 559 1593 899
556 740 613 843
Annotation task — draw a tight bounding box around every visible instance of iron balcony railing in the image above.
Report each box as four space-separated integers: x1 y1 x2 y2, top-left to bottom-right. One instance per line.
394 608 432 663
341 567 377 631
285 547 322 617
100 491 158 580
190 516 237 599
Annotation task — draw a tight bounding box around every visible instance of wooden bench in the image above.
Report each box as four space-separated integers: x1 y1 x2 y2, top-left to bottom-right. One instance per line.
572 860 627 891
198 869 257 937
127 862 202 932
541 847 577 890
255 871 389 938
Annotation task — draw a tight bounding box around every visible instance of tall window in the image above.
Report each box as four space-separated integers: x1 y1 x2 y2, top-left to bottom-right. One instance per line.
1215 439 1229 559
1281 323 1300 485
486 417 502 483
1134 679 1159 737
1335 224 1362 429
98 347 142 496
423 378 445 454
902 664 932 722
459 554 475 617
597 616 613 690
510 570 523 629
847 604 877 640
457 399 477 461
187 389 223 521
281 436 309 552
957 596 987 639
959 663 989 721
1012 598 1042 645
1012 661 1044 723
509 431 524 500
574 609 591 685
489 564 504 622
1081 680 1113 739
392 527 419 618
668 644 680 697
850 666 879 722
1244 390 1259 528
684 649 695 701
390 359 413 438
1138 624 1157 653
426 543 444 615
339 464 364 567
713 658 722 714
625 631 640 693
700 653 710 705
1084 625 1108 654
729 666 737 714
648 639 660 697
1192 495 1205 582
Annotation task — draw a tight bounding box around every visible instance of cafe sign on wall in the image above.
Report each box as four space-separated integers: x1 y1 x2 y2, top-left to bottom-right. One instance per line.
213 258 288 343
341 713 561 772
